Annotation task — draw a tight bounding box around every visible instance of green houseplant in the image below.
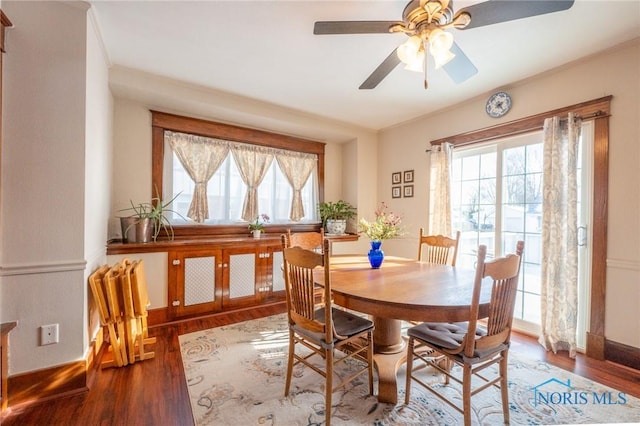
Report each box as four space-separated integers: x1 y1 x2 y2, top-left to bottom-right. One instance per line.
120 191 185 243
247 213 270 238
317 200 357 235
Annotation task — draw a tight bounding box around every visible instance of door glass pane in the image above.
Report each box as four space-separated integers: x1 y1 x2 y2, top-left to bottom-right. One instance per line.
452 147 497 270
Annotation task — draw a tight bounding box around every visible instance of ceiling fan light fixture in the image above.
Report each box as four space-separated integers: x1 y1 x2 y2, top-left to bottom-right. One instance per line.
404 50 425 72
429 28 454 52
428 28 455 68
397 35 422 64
432 49 455 69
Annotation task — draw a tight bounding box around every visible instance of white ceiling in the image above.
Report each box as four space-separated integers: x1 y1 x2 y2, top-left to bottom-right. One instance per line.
89 0 640 131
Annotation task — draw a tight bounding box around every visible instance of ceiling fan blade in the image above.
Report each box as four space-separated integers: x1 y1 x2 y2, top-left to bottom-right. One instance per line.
359 49 402 90
314 21 400 35
459 0 575 30
442 41 478 84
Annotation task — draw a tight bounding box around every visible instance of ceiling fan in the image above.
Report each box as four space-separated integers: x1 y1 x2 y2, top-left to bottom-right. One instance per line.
314 0 575 89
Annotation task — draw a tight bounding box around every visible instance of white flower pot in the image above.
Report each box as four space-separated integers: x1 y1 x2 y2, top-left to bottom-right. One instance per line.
325 219 347 235
252 230 261 239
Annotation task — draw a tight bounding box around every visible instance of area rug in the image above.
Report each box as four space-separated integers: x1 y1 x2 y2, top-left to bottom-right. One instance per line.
179 314 640 425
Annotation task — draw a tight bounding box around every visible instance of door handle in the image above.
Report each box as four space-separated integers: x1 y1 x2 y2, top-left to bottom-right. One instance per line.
578 225 587 247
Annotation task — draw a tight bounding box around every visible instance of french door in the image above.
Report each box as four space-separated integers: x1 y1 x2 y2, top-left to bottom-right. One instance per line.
450 123 593 348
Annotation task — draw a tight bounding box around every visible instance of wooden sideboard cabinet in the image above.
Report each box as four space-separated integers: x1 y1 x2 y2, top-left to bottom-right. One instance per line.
107 233 357 322
167 240 284 319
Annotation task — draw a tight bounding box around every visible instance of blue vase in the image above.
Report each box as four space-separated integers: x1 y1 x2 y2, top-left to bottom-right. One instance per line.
368 240 384 269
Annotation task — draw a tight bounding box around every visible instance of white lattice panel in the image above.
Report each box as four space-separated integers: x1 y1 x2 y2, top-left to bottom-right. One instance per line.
184 256 215 306
229 253 255 298
272 251 285 292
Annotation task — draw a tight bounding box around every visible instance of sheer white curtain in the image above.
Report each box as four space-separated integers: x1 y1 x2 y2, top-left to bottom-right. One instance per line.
231 145 274 221
429 142 453 236
166 131 229 223
539 113 582 358
276 152 317 221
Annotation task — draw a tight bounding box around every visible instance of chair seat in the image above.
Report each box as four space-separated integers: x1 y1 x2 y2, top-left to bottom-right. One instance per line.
293 308 373 346
319 308 373 337
407 322 505 361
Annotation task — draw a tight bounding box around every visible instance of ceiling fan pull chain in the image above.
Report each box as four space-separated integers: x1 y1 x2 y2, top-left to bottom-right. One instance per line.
423 38 429 90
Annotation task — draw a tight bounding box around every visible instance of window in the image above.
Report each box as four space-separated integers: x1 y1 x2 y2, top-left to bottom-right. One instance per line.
151 111 326 236
164 138 319 224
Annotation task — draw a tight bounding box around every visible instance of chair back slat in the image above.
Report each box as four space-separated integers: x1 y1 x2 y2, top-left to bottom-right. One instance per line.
418 230 460 266
486 275 518 336
288 262 320 320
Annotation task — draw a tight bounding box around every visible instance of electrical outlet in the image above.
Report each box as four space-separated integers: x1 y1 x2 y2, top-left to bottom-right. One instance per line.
40 324 59 345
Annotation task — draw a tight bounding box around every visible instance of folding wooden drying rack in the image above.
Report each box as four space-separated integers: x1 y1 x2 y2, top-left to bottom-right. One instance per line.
89 259 156 368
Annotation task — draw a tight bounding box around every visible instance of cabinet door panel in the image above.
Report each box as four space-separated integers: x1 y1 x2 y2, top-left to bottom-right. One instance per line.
184 256 217 305
271 250 285 292
229 253 255 299
170 249 222 318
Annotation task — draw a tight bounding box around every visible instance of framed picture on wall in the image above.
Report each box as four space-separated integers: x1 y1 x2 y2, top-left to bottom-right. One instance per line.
392 186 401 199
403 185 414 198
403 170 414 183
392 172 402 185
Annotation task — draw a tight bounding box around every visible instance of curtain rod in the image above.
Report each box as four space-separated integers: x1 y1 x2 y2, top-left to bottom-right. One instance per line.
425 110 607 152
559 110 606 122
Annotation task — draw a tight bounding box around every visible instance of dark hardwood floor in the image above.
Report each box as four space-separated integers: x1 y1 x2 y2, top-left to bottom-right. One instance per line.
3 304 639 425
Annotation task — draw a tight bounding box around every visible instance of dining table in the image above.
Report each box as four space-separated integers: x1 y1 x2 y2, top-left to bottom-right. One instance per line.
315 254 492 404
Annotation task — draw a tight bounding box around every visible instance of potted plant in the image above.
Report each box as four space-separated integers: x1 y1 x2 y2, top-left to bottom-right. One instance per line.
358 202 404 268
317 200 357 235
120 191 185 243
358 202 404 242
248 214 270 239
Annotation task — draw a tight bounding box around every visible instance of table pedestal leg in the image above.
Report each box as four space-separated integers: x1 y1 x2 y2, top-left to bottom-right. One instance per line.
373 318 404 354
372 317 406 404
374 351 407 404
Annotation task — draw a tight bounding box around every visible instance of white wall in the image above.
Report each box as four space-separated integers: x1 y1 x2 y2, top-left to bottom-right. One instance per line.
378 39 640 348
1 1 112 374
84 8 113 351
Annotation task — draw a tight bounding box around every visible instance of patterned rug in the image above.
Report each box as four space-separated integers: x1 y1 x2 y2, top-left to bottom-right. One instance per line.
179 314 640 425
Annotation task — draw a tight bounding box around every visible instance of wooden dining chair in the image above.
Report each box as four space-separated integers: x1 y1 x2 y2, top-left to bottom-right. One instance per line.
411 229 462 328
285 229 325 253
405 241 524 426
417 229 460 266
281 236 374 426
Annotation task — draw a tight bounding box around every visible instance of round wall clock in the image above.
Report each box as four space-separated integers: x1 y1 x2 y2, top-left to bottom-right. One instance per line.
485 92 512 118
